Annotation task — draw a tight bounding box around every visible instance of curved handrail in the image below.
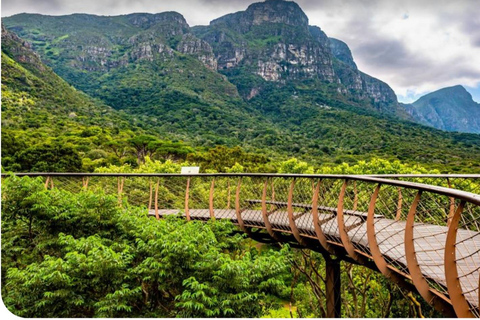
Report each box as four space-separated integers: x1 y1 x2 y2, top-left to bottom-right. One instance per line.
2 173 480 202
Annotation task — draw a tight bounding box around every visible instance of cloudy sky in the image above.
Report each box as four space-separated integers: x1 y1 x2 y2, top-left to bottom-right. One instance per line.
2 0 480 103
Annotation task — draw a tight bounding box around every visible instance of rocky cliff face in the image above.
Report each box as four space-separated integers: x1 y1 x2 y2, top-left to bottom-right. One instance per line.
194 0 401 112
176 34 217 70
327 37 398 106
126 12 189 33
3 12 240 115
1 23 45 71
329 38 357 69
201 0 336 83
210 0 309 33
403 85 480 133
5 12 217 73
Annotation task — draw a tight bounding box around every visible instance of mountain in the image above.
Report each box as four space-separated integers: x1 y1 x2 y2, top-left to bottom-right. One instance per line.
3 12 287 148
191 0 405 117
402 85 480 134
328 38 357 69
3 1 406 119
3 2 480 172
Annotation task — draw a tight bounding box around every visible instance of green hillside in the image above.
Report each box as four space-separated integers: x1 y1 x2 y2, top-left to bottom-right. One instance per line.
1 24 196 172
3 11 480 172
3 13 285 149
241 81 480 170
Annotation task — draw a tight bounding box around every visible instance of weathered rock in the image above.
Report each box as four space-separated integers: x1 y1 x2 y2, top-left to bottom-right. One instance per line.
196 0 400 111
177 33 217 70
329 38 357 69
127 12 189 33
211 0 309 33
200 0 336 83
1 23 45 71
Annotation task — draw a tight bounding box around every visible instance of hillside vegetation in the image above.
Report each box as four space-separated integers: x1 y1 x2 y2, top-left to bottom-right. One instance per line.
3 4 480 172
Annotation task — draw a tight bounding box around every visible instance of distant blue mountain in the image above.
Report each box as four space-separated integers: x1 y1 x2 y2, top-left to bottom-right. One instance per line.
402 85 480 134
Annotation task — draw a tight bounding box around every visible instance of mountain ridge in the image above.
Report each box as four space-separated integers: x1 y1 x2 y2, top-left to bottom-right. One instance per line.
5 1 410 120
402 85 480 134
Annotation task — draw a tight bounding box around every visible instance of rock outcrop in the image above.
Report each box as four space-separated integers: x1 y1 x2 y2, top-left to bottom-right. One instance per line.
329 38 357 69
202 0 336 83
5 12 217 72
177 34 217 70
1 23 45 71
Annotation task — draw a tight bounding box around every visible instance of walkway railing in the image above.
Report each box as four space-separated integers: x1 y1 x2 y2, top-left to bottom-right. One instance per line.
2 173 480 318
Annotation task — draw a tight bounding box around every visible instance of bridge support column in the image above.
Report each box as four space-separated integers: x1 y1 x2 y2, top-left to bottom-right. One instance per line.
325 257 341 318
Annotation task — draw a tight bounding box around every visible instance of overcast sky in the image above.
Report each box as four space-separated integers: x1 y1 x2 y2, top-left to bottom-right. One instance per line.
2 0 480 103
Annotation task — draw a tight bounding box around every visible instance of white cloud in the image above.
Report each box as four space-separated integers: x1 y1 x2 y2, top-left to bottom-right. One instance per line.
298 0 480 102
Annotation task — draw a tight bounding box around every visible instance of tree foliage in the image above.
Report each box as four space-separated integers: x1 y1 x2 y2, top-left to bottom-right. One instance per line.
1 176 290 318
13 143 83 172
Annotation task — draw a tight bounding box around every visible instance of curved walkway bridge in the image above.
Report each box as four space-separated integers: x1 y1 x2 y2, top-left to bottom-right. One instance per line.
6 173 480 318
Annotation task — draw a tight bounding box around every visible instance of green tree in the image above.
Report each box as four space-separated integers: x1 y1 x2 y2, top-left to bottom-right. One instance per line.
127 135 160 164
278 158 314 174
14 143 82 172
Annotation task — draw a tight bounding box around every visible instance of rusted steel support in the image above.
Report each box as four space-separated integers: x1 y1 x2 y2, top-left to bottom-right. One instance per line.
405 191 453 315
337 180 366 263
367 184 407 285
148 180 153 211
395 187 403 221
82 177 89 190
185 177 191 221
118 176 124 193
154 179 160 220
325 257 341 318
270 181 276 212
445 200 474 318
287 179 306 246
353 181 358 211
446 178 455 227
118 177 125 193
209 178 215 219
312 180 335 254
227 181 231 209
261 179 279 241
117 177 125 206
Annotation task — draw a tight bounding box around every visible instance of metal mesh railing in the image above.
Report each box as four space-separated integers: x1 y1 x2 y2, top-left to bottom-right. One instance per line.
2 173 479 318
372 175 480 195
